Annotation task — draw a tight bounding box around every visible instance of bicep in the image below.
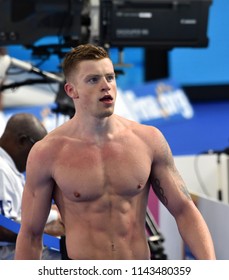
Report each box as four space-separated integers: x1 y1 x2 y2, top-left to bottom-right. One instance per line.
20 148 55 235
150 132 191 215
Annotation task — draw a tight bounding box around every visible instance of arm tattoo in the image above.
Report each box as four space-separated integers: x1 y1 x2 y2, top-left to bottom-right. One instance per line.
179 183 192 200
174 167 192 200
152 178 168 206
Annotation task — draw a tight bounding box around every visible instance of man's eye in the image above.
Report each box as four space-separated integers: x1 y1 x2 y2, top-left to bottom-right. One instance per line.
88 77 98 84
107 75 115 82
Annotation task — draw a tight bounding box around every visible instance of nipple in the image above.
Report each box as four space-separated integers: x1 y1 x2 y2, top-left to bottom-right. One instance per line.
74 191 81 198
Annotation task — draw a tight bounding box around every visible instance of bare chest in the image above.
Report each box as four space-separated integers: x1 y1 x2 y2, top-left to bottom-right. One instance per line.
53 140 152 202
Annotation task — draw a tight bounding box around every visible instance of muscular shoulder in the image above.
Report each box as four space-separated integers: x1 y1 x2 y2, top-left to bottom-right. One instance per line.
128 120 172 162
27 123 69 168
128 119 166 147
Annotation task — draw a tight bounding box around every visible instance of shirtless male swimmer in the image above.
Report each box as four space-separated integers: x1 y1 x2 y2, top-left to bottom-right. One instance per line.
15 44 216 260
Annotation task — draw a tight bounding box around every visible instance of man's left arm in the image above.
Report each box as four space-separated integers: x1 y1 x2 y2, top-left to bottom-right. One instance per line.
150 129 216 260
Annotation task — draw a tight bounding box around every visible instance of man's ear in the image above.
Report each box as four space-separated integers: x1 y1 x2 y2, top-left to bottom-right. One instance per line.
64 82 79 99
17 134 29 148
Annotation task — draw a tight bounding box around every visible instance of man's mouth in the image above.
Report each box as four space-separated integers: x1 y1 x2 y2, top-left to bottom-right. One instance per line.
99 95 113 102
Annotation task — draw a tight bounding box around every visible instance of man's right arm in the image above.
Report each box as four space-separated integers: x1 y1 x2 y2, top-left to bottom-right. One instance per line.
15 141 56 259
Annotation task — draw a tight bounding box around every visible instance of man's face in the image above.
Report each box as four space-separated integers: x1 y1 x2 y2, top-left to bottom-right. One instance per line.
68 58 117 119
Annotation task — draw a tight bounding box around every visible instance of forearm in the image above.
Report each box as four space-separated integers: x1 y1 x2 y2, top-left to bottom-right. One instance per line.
15 232 43 260
176 206 216 260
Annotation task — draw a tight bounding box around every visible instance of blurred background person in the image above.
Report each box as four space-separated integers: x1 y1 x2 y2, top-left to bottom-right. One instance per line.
0 113 64 259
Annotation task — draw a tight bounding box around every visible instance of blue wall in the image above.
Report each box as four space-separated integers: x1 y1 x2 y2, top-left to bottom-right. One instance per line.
160 100 229 156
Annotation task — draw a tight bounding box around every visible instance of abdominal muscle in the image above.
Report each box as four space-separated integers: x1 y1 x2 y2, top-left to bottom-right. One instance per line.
57 193 150 260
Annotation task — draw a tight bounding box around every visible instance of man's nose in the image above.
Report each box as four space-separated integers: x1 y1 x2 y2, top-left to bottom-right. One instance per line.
101 77 111 90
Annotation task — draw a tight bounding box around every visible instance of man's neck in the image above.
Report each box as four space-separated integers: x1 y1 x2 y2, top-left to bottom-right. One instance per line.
73 114 120 143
